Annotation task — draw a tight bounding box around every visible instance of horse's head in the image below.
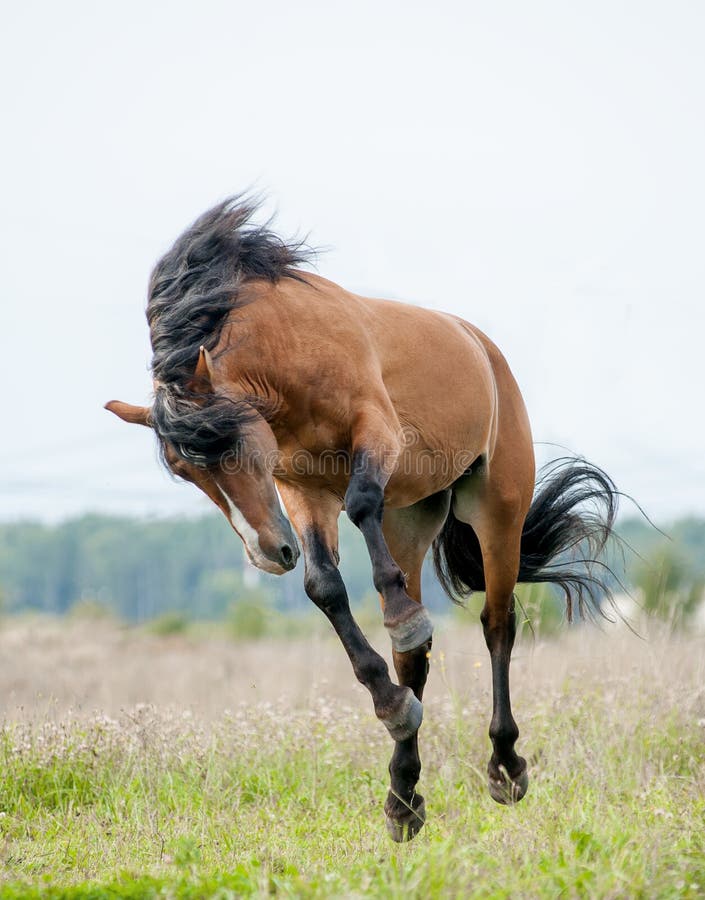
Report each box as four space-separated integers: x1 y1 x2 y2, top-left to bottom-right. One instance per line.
105 348 299 575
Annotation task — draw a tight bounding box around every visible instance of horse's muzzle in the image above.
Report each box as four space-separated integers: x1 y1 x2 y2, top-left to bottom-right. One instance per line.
257 518 300 573
270 538 299 572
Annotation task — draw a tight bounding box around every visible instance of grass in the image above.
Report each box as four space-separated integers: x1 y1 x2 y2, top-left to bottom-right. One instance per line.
0 621 703 898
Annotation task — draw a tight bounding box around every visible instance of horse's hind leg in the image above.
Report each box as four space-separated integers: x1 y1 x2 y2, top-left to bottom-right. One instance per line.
381 491 450 841
453 471 532 803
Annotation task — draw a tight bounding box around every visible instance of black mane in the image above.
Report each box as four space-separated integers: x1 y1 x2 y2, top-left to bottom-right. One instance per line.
146 195 314 466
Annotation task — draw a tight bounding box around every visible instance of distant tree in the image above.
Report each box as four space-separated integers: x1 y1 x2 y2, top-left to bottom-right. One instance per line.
1 513 704 628
634 543 704 628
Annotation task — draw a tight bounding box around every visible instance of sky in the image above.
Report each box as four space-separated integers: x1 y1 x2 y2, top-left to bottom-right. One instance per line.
2 1 704 523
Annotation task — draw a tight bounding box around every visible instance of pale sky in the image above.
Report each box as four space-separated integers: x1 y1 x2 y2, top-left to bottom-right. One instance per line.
2 1 704 523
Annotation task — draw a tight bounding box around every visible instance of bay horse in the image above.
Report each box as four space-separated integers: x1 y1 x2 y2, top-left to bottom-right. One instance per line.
106 196 618 841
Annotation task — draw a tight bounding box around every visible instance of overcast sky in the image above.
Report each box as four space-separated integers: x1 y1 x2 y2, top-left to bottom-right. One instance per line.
2 1 704 523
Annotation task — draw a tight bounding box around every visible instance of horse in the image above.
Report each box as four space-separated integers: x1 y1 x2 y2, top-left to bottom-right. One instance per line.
106 196 618 842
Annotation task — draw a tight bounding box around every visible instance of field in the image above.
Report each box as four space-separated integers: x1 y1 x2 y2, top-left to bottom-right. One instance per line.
0 616 703 898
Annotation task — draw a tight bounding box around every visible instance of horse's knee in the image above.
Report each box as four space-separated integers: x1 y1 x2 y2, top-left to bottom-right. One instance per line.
345 478 384 527
304 563 345 614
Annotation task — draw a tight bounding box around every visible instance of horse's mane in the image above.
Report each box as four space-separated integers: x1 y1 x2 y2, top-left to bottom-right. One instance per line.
147 195 313 466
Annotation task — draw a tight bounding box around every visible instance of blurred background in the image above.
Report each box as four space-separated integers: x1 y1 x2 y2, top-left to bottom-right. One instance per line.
2 1 704 635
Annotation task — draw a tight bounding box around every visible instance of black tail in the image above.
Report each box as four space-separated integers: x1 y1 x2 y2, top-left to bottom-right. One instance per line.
432 458 620 620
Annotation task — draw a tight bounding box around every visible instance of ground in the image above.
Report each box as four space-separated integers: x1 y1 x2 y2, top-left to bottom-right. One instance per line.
0 616 703 898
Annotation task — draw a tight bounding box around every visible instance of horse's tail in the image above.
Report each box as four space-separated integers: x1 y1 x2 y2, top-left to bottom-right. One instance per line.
432 458 620 619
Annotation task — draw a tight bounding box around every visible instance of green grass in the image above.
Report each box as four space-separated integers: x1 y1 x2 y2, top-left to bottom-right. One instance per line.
0 639 704 900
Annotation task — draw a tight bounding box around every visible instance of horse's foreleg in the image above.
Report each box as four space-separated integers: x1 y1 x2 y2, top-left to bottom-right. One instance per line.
345 452 434 654
302 530 422 740
276 484 422 742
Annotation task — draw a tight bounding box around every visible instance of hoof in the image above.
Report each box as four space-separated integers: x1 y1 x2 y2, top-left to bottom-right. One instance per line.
488 760 529 805
380 688 423 741
385 793 426 842
386 605 433 653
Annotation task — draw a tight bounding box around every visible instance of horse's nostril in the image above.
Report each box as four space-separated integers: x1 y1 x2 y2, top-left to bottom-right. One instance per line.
280 544 294 567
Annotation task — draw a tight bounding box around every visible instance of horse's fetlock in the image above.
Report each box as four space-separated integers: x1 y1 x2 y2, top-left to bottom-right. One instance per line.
490 719 519 748
373 564 405 595
356 655 389 688
393 756 421 785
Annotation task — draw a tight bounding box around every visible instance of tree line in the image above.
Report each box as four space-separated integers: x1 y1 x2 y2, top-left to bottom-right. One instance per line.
0 513 703 626
0 514 446 621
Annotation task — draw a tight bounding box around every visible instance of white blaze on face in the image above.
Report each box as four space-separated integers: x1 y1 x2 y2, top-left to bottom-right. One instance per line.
217 486 260 556
217 485 284 575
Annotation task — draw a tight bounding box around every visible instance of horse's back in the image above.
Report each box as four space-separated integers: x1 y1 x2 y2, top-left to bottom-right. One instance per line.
278 273 497 413
280 276 531 495
240 273 531 502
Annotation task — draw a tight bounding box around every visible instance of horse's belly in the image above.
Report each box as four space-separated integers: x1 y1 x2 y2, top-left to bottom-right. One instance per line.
383 364 496 508
383 439 479 508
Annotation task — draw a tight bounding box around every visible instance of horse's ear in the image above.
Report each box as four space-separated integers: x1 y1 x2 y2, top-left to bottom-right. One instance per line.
189 345 215 393
104 400 152 427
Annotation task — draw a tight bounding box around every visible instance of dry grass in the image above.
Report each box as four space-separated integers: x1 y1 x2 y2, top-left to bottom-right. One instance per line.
0 617 365 721
2 615 701 721
0 616 703 898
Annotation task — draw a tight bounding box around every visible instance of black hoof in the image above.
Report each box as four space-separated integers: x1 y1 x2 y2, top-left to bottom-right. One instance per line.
380 688 423 741
385 793 426 842
488 760 529 804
